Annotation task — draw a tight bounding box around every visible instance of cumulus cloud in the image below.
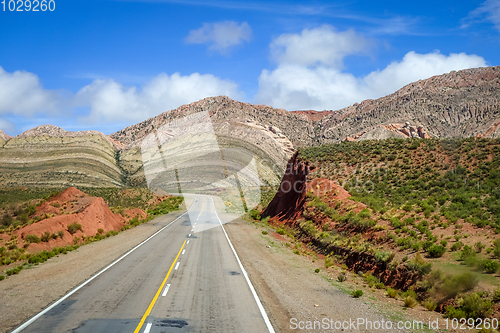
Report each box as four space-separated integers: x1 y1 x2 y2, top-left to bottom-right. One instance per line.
363 51 487 98
0 66 242 126
0 67 62 116
76 72 243 123
463 0 500 32
186 21 252 53
256 26 487 111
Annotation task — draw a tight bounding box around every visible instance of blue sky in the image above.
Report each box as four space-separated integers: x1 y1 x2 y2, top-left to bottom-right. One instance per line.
0 0 499 136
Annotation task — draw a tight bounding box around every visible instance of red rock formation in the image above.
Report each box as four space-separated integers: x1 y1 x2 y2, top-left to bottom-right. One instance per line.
14 187 146 252
262 152 309 221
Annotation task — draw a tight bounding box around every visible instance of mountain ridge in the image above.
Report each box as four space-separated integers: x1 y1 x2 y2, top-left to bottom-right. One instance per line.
1 66 500 188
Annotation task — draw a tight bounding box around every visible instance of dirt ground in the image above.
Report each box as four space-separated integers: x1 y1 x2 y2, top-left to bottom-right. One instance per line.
224 219 455 333
1 205 457 333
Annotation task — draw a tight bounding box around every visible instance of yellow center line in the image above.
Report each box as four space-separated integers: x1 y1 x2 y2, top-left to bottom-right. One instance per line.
133 240 187 333
197 198 205 219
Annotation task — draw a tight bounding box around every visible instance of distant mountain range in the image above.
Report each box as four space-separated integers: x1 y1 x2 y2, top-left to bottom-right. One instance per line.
1 66 499 188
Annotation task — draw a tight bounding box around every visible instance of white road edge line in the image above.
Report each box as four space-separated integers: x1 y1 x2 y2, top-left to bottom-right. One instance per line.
11 203 194 333
162 284 171 297
174 262 180 270
187 240 190 244
144 322 153 333
181 250 185 255
209 196 276 333
188 233 191 237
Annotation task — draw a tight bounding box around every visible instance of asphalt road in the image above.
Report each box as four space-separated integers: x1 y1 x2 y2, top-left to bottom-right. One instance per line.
13 195 273 333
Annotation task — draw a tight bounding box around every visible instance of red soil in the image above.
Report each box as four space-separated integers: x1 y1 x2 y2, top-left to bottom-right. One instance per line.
13 187 146 252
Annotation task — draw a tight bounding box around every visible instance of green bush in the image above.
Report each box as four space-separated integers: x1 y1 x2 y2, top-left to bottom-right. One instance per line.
450 241 463 251
276 228 285 235
40 231 51 242
460 245 475 260
436 272 479 300
351 290 363 298
249 209 261 220
67 222 83 235
324 256 334 268
6 265 23 276
364 273 379 288
261 230 268 235
386 288 398 298
492 288 500 302
28 245 78 265
475 242 486 253
0 275 4 281
445 293 493 319
25 234 41 244
403 296 418 308
358 208 372 218
493 239 500 258
424 298 437 311
478 259 499 274
427 245 446 258
374 250 395 263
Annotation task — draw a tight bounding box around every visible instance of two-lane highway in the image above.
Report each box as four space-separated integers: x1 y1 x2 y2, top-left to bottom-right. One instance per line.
14 195 274 333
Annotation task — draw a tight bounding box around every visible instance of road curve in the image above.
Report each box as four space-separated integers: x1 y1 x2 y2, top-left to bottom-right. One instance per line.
13 194 273 333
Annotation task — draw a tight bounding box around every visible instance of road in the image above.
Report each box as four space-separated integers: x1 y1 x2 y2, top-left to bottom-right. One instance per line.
13 195 274 333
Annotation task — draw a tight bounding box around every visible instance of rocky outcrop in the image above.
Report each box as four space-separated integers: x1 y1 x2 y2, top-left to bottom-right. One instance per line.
261 152 309 220
0 130 12 141
343 122 431 141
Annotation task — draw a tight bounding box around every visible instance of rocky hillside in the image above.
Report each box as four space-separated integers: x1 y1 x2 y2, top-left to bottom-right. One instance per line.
1 66 499 188
260 137 500 314
319 66 500 143
0 125 124 188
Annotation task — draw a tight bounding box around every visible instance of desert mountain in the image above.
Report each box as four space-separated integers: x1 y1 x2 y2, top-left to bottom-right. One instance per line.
318 66 500 142
0 125 124 188
0 66 499 188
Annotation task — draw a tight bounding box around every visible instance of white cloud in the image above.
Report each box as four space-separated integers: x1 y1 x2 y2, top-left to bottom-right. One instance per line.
270 25 369 67
463 0 500 32
0 67 62 116
256 26 487 111
363 51 487 98
186 21 252 53
76 72 243 123
0 67 242 126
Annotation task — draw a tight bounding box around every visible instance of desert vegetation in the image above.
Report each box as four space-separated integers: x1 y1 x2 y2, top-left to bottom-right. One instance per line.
255 137 500 320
